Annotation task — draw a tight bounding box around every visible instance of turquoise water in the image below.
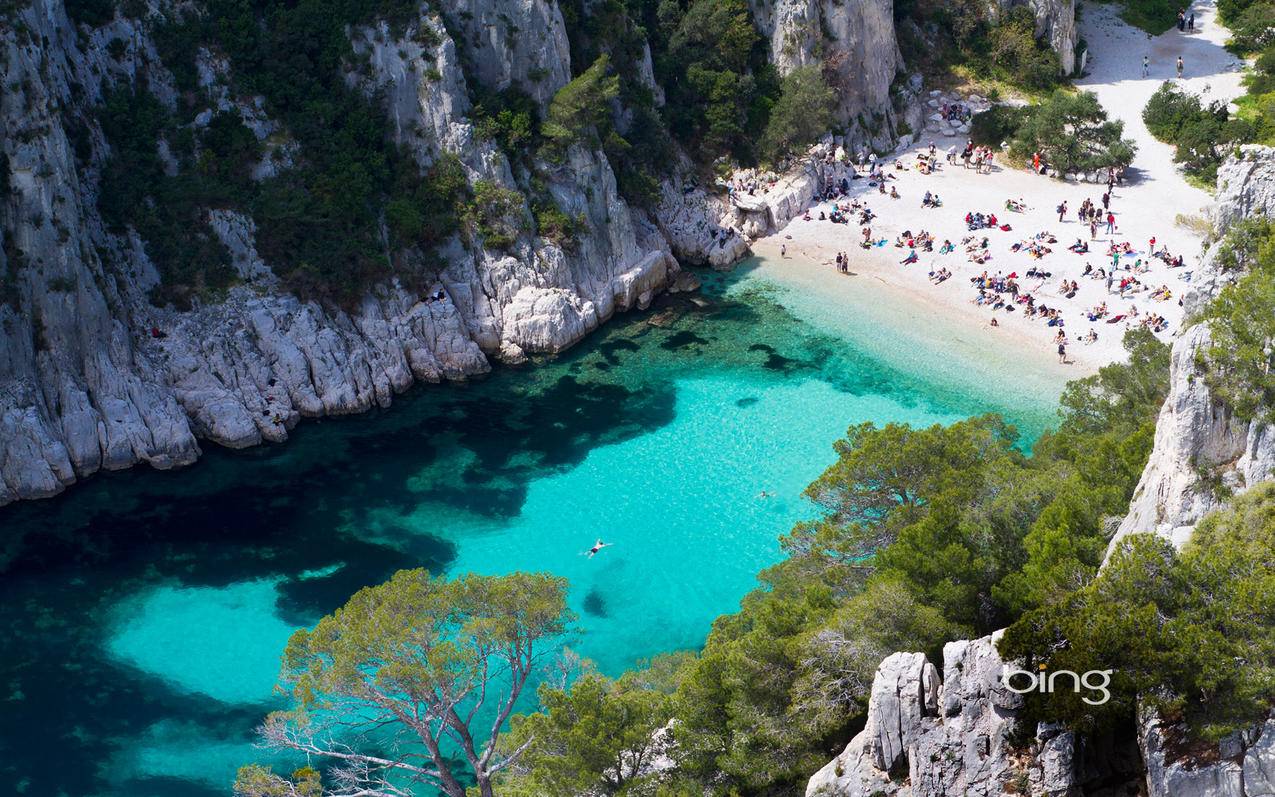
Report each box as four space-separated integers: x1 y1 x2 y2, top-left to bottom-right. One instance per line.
0 261 1064 796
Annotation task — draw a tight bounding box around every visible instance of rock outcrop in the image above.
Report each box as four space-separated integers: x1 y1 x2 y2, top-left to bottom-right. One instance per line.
807 634 1089 797
1140 712 1275 797
991 0 1079 75
748 0 903 151
728 145 855 239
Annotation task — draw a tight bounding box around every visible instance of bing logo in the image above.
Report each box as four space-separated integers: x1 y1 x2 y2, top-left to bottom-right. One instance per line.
1002 663 1113 705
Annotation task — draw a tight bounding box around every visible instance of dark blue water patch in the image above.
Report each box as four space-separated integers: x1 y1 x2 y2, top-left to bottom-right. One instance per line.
116 776 227 797
583 586 609 618
660 330 710 350
598 337 641 364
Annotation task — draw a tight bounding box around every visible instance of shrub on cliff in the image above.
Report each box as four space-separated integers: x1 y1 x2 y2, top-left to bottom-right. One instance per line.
759 66 835 162
543 54 621 155
1198 236 1275 423
1229 1 1275 51
660 0 779 162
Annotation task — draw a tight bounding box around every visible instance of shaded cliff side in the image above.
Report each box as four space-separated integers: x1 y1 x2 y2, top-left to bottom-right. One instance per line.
1 0 908 504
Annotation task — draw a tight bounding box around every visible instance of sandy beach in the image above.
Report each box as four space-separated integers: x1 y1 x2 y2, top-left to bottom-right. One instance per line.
751 0 1245 373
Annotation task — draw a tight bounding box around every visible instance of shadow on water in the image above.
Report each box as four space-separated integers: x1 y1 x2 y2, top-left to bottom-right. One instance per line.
0 266 1045 796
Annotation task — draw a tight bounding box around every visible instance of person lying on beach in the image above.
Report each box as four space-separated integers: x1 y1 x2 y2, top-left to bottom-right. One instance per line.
929 267 951 283
901 250 919 265
1005 198 1027 212
1069 238 1089 254
1025 266 1052 280
939 239 954 254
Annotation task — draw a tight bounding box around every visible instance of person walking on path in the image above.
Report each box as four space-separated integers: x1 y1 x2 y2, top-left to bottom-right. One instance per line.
1177 8 1185 31
1189 12 1195 30
1177 55 1185 78
1143 55 1150 76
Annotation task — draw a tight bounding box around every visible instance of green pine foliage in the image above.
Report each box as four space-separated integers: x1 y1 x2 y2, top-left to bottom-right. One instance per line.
1009 90 1137 174
1143 82 1253 183
759 66 835 161
1000 483 1275 741
543 54 622 154
1197 223 1275 423
96 0 469 306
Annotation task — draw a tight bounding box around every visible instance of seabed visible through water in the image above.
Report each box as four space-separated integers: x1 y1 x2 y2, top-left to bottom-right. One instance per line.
0 257 1067 796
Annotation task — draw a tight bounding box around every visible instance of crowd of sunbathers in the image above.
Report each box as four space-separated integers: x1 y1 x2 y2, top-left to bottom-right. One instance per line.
792 146 1189 351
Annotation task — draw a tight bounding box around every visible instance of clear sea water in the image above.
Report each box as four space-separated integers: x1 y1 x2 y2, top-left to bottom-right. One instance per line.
0 259 1067 796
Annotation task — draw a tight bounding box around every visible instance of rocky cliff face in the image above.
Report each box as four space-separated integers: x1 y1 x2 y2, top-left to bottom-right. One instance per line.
0 0 906 505
806 634 1137 797
1109 146 1275 554
748 0 903 150
0 0 776 505
992 0 1079 75
1140 711 1275 797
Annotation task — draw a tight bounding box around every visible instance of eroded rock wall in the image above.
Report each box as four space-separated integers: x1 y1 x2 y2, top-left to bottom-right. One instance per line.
748 0 903 151
992 0 1079 75
806 634 1090 797
0 0 726 504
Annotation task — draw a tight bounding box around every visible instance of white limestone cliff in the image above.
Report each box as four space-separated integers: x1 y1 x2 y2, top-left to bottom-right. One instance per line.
1140 712 1275 797
806 634 1097 797
0 0 726 504
1109 146 1275 553
748 0 903 151
991 0 1079 76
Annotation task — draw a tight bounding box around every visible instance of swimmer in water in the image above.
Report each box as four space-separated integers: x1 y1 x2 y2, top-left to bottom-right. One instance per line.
758 490 771 498
587 539 612 558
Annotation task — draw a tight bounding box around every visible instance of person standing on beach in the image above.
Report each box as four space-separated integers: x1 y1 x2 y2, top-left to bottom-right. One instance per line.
1058 200 1067 222
1055 331 1069 364
1143 55 1150 76
1177 8 1185 31
1189 12 1195 30
781 244 787 258
1177 56 1185 78
1106 212 1116 235
1102 191 1110 210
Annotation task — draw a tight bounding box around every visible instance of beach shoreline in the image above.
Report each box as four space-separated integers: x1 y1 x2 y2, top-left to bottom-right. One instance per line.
744 0 1243 376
